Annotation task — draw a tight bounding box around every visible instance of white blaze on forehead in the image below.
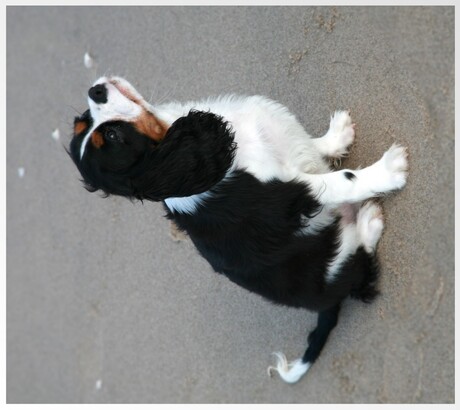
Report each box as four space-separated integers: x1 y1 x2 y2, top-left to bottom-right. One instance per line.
79 124 99 159
79 77 145 159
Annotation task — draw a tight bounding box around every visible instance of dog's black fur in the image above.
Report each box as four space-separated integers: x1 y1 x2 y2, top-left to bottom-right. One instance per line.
168 170 378 310
69 109 379 380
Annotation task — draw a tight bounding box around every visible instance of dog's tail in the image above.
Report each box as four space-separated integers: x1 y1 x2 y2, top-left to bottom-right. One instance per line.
268 304 341 383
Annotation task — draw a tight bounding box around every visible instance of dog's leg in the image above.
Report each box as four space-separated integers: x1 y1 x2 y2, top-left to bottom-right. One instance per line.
325 216 360 282
312 111 355 158
299 144 408 205
325 201 384 283
356 201 385 253
268 304 341 383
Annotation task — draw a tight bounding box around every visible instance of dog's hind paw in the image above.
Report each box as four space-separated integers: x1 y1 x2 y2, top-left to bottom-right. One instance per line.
357 201 384 253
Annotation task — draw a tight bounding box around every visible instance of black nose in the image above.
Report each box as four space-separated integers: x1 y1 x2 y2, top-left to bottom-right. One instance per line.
88 84 108 104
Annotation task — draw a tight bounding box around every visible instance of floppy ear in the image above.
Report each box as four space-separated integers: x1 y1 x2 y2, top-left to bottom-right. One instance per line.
131 110 237 201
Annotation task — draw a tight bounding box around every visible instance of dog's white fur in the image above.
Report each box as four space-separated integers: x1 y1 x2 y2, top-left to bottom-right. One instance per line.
84 76 408 383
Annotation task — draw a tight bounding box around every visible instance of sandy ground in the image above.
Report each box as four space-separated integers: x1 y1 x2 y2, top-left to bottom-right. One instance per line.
6 6 454 403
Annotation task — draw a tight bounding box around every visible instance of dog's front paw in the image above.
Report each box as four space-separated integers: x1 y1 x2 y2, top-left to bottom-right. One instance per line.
327 110 355 158
378 144 409 191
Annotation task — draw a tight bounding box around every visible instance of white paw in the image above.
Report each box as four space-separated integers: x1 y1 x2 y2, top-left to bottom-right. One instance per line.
378 144 409 191
326 110 355 157
357 202 384 252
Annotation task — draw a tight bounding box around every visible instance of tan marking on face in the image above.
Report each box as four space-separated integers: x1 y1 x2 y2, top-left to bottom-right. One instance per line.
74 121 88 135
134 109 169 142
91 130 104 148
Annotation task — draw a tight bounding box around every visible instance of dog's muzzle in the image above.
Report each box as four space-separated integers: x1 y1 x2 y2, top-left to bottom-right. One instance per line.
88 84 108 104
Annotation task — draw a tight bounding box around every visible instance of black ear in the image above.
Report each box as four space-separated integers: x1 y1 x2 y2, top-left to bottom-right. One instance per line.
131 110 237 201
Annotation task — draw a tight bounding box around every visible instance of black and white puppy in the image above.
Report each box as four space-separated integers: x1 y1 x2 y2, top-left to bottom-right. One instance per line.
69 77 408 383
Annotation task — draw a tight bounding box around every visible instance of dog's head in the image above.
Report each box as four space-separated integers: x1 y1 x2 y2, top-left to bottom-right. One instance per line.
69 77 236 201
69 77 169 199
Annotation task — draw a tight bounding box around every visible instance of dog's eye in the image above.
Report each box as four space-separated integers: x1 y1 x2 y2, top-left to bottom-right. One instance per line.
105 130 118 141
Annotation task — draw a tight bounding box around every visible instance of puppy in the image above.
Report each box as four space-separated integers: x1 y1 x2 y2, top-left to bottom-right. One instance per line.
69 77 408 383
